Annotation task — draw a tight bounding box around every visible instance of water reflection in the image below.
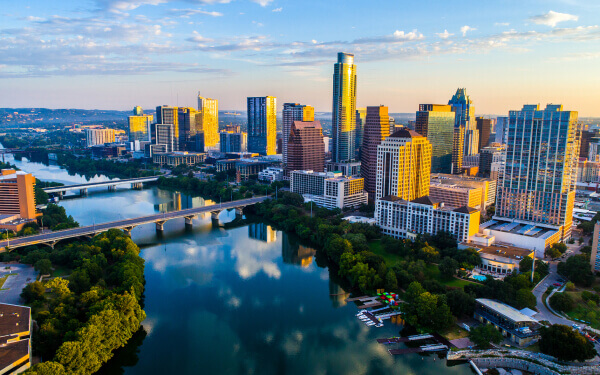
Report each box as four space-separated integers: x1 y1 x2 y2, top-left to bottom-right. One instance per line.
248 222 277 243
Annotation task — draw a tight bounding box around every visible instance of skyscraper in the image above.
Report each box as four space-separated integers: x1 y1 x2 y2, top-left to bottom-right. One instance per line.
332 52 357 163
375 128 432 200
85 128 115 147
133 106 143 116
128 106 153 143
282 103 314 165
155 105 179 151
286 121 325 175
154 123 175 152
355 108 367 157
247 96 276 156
415 104 456 174
448 88 478 156
495 104 580 241
476 117 492 150
360 106 390 197
197 95 219 150
178 107 199 151
0 169 36 220
220 131 247 153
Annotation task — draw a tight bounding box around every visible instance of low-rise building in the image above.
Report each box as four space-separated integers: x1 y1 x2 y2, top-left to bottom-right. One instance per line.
474 298 540 346
215 159 274 181
479 219 561 258
460 237 534 275
431 173 496 209
0 303 31 374
375 195 480 243
152 152 206 167
291 170 367 210
258 167 284 183
343 216 376 225
577 160 600 184
429 182 483 209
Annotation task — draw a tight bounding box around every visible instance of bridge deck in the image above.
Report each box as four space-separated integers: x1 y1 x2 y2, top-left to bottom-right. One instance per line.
43 176 160 193
0 196 267 250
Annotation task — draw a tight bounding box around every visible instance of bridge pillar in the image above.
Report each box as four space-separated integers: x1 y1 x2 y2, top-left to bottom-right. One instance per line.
57 191 63 199
156 220 166 232
132 182 143 190
80 188 88 196
184 215 197 226
235 207 244 218
211 210 222 220
108 185 116 192
122 226 136 236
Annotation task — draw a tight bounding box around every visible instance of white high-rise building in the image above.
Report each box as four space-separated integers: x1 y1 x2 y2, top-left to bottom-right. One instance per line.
86 128 115 147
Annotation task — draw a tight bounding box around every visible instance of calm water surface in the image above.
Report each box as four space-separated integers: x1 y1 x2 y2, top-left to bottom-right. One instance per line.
3 150 471 375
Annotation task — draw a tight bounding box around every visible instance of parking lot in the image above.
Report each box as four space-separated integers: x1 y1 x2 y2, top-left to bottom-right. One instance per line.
0 263 38 305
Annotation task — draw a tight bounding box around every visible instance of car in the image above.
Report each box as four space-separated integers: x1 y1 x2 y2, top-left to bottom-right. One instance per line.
553 283 562 287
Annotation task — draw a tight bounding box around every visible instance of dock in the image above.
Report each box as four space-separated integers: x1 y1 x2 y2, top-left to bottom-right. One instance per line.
374 311 403 320
389 344 448 355
376 334 433 344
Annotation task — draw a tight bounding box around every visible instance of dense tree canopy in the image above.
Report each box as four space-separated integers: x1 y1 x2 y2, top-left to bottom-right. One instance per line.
469 324 503 348
539 325 597 361
558 255 595 287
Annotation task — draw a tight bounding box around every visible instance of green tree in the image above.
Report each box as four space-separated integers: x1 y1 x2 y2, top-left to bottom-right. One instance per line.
549 293 574 312
514 288 536 309
558 255 595 286
446 289 476 317
324 236 353 263
551 243 568 254
439 257 459 278
385 270 398 291
546 247 561 259
418 245 439 264
28 361 66 375
539 325 597 361
469 324 503 348
34 259 53 275
21 281 46 303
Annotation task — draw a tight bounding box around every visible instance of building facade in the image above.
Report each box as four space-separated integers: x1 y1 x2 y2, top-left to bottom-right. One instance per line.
286 121 325 176
290 170 367 210
355 107 367 157
376 195 480 243
197 95 219 150
431 173 496 210
0 170 37 220
448 88 479 157
331 52 357 163
429 182 483 209
85 128 115 147
590 223 600 272
476 117 492 150
155 105 180 151
282 103 314 166
152 152 206 167
474 299 540 346
494 104 580 242
479 145 505 178
220 132 247 153
375 128 432 200
360 105 391 198
247 96 277 156
154 123 175 152
128 114 153 143
415 104 456 174
258 167 284 182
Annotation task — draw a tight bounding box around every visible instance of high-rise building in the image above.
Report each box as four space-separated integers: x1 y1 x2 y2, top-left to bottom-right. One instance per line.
360 106 390 197
0 170 36 220
220 131 247 153
155 105 180 151
476 117 492 150
224 125 241 133
85 128 115 147
133 106 143 116
178 107 199 151
375 128 432 200
415 104 456 174
290 170 368 210
355 108 367 157
495 116 508 144
197 95 219 150
452 126 465 174
247 96 277 155
479 145 505 178
580 130 594 159
590 223 600 272
128 111 153 143
286 121 325 176
154 123 175 152
493 104 581 248
331 52 357 163
282 103 314 166
448 88 478 156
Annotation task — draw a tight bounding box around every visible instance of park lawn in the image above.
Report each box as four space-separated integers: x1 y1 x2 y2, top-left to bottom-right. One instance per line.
0 274 9 289
51 265 72 278
564 291 600 329
425 264 474 289
439 325 470 340
368 240 405 266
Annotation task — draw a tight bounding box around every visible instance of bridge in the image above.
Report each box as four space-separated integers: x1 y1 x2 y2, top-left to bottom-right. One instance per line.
43 176 161 196
0 196 268 251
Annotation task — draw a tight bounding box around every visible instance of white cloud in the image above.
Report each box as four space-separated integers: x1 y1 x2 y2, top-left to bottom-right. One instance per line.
461 25 476 36
168 8 223 17
96 0 231 13
495 22 510 27
530 10 578 27
251 0 273 6
436 29 453 39
272 7 282 12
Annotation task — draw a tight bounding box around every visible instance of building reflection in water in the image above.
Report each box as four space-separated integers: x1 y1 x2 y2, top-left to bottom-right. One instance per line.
154 190 215 219
248 222 277 243
328 280 350 308
281 232 316 268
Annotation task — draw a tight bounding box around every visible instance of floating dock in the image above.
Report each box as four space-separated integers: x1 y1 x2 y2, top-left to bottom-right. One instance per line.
376 334 433 344
389 344 448 355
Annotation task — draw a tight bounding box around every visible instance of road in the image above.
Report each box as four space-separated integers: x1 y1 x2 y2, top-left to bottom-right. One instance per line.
0 264 37 305
42 176 160 193
532 261 573 325
0 196 268 250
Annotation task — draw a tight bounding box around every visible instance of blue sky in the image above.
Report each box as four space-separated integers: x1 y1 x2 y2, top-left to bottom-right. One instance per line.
2 0 600 116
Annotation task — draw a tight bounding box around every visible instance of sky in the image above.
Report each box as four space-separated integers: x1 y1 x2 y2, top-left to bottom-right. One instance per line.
2 0 600 116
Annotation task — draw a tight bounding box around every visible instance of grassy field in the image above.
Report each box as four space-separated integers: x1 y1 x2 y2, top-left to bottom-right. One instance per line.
0 275 9 290
368 240 405 266
438 325 470 340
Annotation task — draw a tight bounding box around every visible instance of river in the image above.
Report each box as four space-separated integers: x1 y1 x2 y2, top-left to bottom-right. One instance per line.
2 150 471 375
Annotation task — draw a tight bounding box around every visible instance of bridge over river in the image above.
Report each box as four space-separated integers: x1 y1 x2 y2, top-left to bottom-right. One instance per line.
42 176 161 196
0 196 268 251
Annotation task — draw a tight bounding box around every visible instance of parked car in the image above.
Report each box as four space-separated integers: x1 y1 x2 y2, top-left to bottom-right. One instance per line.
553 283 562 287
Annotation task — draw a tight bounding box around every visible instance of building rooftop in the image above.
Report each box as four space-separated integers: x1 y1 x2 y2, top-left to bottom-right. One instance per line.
454 206 479 214
483 219 558 239
292 120 322 129
389 128 424 139
476 298 536 323
430 182 479 193
0 304 30 342
0 339 29 371
465 242 534 261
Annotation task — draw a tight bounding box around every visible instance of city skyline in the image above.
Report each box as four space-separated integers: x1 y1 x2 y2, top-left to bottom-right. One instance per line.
2 1 600 115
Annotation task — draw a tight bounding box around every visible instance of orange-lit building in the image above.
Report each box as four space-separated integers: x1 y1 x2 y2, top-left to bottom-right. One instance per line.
0 170 37 220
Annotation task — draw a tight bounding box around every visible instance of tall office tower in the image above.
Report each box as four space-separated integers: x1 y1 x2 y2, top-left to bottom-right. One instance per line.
155 105 179 151
495 116 508 144
495 104 580 241
332 52 357 163
355 108 367 157
154 123 175 152
479 145 505 178
220 131 247 153
580 130 594 158
452 126 465 174
128 113 153 143
0 170 36 220
448 88 478 156
476 117 492 150
375 128 432 200
177 107 199 151
282 103 314 165
197 94 219 150
133 106 143 116
286 121 325 175
415 104 456 174
247 96 277 155
85 128 115 147
360 106 390 197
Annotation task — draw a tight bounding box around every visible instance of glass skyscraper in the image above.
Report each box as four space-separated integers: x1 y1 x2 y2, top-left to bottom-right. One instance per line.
448 88 479 156
282 103 314 166
415 104 457 174
331 52 357 163
247 96 277 156
197 94 219 150
495 104 580 240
